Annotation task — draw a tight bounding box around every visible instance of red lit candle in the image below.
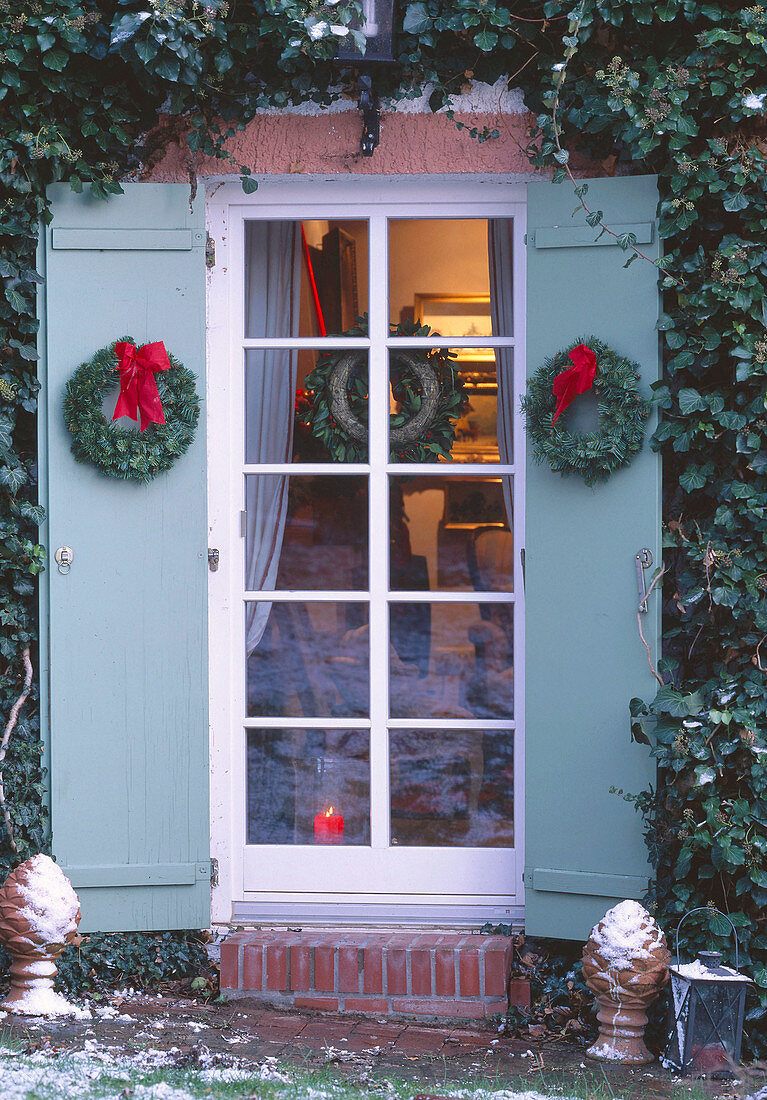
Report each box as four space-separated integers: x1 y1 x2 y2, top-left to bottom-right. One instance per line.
314 805 344 844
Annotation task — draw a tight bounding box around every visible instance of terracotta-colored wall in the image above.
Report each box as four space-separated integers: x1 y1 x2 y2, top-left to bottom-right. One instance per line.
147 87 537 181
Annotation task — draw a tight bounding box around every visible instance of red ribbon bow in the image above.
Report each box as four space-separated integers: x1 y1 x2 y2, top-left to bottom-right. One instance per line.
551 343 598 424
112 341 170 432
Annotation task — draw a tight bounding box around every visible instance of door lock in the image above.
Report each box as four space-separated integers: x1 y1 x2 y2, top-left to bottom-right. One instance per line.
54 546 74 575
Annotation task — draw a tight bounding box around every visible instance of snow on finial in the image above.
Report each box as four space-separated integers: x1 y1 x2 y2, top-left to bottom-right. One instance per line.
589 899 666 973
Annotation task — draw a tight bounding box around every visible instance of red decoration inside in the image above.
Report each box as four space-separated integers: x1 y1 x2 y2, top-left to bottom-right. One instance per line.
314 805 344 844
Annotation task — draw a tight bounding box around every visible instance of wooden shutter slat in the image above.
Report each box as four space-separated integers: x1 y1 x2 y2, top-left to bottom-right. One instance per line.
533 222 654 249
52 227 195 250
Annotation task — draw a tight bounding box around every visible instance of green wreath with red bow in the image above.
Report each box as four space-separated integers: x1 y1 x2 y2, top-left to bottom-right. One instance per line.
299 318 469 463
522 337 650 487
63 338 200 483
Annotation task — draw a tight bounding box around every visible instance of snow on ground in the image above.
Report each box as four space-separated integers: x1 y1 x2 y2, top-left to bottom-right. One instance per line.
0 1043 615 1100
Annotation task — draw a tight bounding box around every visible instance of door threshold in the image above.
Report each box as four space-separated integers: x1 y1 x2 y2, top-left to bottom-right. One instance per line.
228 901 524 929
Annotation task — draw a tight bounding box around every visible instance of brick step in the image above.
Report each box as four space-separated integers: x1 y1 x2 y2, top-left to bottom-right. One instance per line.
220 931 530 1021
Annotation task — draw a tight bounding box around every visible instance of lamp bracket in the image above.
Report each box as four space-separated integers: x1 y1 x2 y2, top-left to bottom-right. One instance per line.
358 72 380 157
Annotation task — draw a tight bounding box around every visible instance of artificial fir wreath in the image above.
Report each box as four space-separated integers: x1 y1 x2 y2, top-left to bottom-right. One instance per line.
301 318 469 462
522 336 650 487
63 338 200 483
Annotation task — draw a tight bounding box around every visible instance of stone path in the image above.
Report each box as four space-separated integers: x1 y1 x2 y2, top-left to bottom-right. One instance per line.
1 992 741 1099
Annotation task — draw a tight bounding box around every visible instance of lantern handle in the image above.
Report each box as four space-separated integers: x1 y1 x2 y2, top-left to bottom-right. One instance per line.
675 906 739 971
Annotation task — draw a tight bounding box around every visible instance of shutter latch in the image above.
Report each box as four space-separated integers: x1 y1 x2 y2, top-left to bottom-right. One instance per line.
635 548 653 613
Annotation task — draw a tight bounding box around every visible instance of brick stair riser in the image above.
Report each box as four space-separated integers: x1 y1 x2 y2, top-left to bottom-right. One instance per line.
220 932 530 1021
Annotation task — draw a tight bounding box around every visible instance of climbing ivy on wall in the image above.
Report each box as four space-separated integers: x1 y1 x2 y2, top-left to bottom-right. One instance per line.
2 0 767 1040
519 0 767 1054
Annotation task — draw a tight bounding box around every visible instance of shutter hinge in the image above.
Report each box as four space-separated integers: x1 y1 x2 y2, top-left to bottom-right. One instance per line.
206 233 216 269
210 858 219 887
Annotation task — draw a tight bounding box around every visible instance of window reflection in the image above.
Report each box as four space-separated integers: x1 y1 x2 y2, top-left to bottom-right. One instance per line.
247 602 370 718
390 729 513 848
389 602 513 719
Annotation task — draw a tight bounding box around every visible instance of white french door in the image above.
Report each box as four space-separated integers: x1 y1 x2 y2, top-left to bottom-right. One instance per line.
208 178 526 924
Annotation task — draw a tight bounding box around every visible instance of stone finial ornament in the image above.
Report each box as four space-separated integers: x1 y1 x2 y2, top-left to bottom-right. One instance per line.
0 854 81 1016
582 899 671 1064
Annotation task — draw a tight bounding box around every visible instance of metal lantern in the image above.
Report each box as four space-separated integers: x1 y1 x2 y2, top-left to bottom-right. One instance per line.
666 907 753 1077
336 0 397 156
337 0 396 64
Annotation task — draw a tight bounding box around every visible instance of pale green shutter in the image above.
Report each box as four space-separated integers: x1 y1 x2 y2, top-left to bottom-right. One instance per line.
524 176 661 940
40 184 209 932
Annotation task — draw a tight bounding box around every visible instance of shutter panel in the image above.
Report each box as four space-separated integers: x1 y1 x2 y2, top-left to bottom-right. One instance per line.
524 176 661 940
40 184 209 932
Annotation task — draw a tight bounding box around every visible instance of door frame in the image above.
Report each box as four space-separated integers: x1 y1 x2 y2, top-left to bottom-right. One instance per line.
207 175 527 928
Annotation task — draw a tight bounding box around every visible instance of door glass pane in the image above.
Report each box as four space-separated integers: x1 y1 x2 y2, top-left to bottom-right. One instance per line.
390 476 512 592
246 349 369 463
245 475 368 590
389 219 514 334
389 601 513 719
390 728 513 847
247 728 370 845
245 220 368 339
387 348 512 464
247 601 369 717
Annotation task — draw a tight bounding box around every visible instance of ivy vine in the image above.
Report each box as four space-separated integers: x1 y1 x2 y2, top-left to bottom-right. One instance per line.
2 0 767 1030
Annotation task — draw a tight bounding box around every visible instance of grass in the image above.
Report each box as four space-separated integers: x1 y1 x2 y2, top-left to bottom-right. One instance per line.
0 1051 739 1100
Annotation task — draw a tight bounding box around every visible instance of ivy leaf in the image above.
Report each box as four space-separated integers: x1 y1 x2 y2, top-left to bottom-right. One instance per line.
8 340 37 361
403 3 430 34
473 30 498 51
41 48 69 71
110 11 152 47
678 388 706 415
654 686 704 717
723 192 750 213
154 56 180 81
679 467 707 492
5 289 26 313
240 176 258 194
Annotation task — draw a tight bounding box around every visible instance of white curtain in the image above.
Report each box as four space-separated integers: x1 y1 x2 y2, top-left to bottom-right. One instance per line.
245 221 302 653
488 220 514 529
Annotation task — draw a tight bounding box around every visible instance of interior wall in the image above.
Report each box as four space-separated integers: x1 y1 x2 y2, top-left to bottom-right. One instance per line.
388 219 489 325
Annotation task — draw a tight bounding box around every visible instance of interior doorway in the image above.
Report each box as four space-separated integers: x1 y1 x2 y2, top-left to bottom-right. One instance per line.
207 178 526 926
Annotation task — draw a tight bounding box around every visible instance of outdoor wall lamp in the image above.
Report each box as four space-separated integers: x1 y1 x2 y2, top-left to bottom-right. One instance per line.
336 0 397 156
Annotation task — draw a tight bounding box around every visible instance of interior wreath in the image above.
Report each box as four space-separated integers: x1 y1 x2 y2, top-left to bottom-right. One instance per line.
522 336 651 487
63 338 200 483
299 318 469 463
